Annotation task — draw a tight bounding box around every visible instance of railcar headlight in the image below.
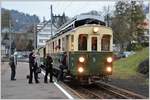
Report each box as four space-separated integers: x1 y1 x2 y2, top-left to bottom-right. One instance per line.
107 57 112 63
93 27 99 33
106 66 112 72
79 57 85 63
78 67 84 73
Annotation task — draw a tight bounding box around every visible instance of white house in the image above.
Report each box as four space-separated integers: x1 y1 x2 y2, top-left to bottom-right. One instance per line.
37 21 57 48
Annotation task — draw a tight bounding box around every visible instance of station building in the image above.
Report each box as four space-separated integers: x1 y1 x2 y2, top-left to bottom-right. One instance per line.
36 21 57 48
36 14 68 49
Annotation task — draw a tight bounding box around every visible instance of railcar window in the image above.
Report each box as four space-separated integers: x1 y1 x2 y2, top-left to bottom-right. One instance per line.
52 42 54 52
78 34 87 50
71 35 74 50
55 40 57 51
62 38 65 51
58 39 61 50
92 37 97 51
101 35 110 51
43 48 46 58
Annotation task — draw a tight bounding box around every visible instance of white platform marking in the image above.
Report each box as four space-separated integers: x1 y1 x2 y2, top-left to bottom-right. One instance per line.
41 71 74 99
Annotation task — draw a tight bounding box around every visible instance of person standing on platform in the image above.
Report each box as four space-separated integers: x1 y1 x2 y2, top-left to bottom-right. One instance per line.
28 51 39 84
57 52 67 81
44 54 53 83
35 52 41 79
9 53 17 81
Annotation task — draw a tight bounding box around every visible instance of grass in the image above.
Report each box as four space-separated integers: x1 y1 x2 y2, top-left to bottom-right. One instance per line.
113 47 149 79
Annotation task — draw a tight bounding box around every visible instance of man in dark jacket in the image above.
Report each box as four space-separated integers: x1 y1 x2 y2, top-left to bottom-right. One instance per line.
57 52 67 81
28 52 39 84
61 52 67 68
9 55 17 80
44 54 53 83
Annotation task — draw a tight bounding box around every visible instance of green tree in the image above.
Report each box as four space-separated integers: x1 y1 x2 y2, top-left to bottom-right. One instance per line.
129 1 146 43
111 1 146 51
111 1 131 51
2 10 10 28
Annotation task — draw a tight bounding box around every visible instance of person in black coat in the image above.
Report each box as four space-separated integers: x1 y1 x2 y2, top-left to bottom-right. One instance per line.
57 52 67 81
9 55 17 80
44 54 53 83
28 52 39 84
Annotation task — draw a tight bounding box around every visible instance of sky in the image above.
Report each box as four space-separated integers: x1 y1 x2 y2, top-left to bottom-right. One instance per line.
1 1 149 22
2 1 116 21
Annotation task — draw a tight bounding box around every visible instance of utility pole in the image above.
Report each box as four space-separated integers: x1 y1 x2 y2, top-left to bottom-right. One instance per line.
34 21 37 49
9 18 12 57
106 6 110 27
50 5 53 36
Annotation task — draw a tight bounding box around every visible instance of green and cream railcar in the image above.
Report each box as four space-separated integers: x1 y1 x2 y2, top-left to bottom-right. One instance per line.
38 47 46 66
46 23 113 84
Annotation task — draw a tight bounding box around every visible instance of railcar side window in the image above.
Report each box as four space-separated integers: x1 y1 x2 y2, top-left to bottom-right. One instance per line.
78 34 87 50
92 37 97 51
55 40 57 52
71 35 74 50
62 37 65 51
101 35 110 51
58 39 61 50
52 42 54 52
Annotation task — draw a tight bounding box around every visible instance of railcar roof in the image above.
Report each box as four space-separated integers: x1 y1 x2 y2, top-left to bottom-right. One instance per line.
57 14 105 32
46 15 106 43
74 14 104 21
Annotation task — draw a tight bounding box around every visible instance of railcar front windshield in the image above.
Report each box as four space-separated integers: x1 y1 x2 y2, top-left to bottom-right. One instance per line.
78 34 88 51
101 35 111 51
92 37 97 51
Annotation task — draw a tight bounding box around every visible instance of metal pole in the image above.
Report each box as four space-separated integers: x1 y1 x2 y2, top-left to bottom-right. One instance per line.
9 18 11 57
50 5 53 36
34 22 37 49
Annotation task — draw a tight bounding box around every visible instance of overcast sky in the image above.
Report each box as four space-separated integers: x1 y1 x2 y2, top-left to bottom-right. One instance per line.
2 1 149 21
2 1 116 21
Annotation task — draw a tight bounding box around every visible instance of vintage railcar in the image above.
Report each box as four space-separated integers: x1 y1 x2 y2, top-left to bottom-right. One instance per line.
40 15 113 84
37 47 46 69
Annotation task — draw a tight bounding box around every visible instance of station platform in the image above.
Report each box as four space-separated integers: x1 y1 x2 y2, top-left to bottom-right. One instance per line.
1 62 74 99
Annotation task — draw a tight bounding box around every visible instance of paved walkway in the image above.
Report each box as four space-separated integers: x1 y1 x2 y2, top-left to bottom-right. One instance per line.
1 62 68 99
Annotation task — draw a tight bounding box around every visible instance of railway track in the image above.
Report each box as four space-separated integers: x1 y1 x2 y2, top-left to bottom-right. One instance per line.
60 81 103 99
41 68 147 99
61 81 147 99
96 81 147 99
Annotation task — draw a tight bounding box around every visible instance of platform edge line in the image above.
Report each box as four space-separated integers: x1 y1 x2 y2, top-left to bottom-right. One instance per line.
41 71 74 99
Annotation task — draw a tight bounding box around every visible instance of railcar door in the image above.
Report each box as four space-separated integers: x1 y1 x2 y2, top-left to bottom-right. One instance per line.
88 36 101 74
43 47 46 58
66 35 69 51
89 35 99 51
91 37 98 51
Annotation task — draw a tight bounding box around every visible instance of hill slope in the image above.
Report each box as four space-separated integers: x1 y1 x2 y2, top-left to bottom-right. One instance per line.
1 8 40 32
113 47 149 79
